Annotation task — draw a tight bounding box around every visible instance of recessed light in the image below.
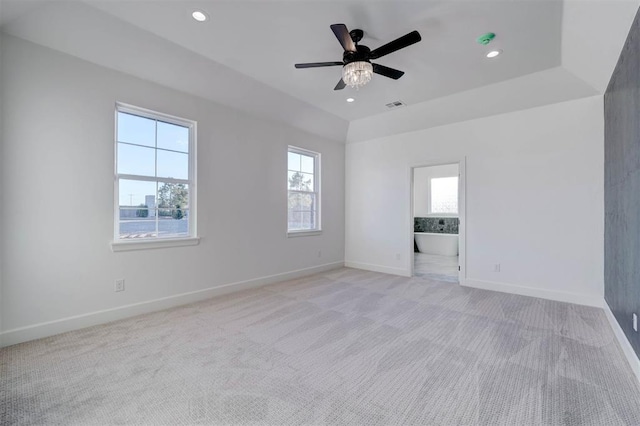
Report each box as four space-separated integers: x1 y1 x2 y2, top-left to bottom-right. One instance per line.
192 10 208 22
486 50 502 58
346 98 355 103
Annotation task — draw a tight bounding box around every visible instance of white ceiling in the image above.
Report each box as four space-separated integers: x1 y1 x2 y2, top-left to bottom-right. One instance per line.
0 0 638 142
85 0 562 121
0 0 563 121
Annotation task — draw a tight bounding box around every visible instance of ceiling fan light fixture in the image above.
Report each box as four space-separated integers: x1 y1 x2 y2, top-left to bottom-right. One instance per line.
342 61 373 89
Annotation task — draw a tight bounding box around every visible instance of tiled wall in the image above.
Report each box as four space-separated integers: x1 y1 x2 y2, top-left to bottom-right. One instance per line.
414 217 459 234
605 7 640 358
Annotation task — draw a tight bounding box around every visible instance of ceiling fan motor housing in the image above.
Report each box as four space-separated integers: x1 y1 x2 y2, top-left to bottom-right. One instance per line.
343 44 371 65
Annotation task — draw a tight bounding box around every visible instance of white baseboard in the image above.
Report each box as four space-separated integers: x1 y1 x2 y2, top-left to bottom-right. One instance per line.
0 261 344 348
604 301 640 384
344 261 411 277
462 278 603 308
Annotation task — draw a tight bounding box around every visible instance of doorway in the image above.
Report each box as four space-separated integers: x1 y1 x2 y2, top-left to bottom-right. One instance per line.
410 160 465 283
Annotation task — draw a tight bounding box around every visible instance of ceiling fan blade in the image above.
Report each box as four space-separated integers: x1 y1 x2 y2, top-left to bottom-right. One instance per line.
372 63 405 80
295 62 343 69
330 24 356 52
369 30 422 59
334 78 346 90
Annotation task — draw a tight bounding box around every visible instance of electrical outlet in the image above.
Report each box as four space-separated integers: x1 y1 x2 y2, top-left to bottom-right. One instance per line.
395 253 401 261
115 279 125 292
317 250 322 258
633 313 638 332
493 264 501 272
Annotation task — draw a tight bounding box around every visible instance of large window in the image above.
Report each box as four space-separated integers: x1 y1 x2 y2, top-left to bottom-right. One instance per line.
288 146 320 234
430 176 458 214
114 103 196 243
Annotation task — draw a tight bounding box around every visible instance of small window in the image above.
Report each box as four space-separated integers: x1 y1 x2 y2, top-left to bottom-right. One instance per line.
430 177 458 214
288 146 320 234
114 103 196 242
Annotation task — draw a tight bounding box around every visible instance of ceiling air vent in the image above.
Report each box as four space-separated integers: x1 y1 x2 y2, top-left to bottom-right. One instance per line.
385 100 406 109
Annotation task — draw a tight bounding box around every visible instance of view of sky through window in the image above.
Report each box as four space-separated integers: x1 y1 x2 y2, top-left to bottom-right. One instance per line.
287 148 318 232
117 112 189 206
116 109 193 240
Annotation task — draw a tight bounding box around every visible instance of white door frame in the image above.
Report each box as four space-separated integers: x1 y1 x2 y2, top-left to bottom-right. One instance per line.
408 157 466 285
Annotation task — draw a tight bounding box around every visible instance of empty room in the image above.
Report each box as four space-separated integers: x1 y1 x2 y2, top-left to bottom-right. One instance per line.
2 0 640 424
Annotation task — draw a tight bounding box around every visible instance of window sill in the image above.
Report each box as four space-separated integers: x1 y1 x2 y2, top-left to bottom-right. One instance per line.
287 230 322 238
111 236 200 252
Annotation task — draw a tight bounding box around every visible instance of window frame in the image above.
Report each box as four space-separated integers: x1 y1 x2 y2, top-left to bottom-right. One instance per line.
287 146 321 237
111 102 198 251
428 176 459 216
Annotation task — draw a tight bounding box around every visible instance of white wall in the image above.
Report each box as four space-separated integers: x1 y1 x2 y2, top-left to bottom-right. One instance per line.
346 95 604 306
0 30 4 335
413 164 459 217
0 36 345 344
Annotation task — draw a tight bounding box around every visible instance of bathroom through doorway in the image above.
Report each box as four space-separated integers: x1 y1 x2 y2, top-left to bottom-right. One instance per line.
410 160 465 283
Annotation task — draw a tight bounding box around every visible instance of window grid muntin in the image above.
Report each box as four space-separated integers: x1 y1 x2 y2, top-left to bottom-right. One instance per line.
287 146 320 233
117 141 188 156
115 103 195 241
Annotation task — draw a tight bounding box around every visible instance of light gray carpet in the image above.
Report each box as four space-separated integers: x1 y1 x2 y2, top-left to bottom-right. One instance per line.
2 268 640 425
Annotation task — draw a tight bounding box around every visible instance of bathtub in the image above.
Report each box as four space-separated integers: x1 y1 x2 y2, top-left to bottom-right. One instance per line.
414 232 459 256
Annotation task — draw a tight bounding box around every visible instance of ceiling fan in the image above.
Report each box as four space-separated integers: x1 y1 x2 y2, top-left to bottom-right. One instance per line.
294 24 422 90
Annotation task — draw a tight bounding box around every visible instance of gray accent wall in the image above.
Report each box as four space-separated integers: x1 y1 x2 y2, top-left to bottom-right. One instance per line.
605 7 640 357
